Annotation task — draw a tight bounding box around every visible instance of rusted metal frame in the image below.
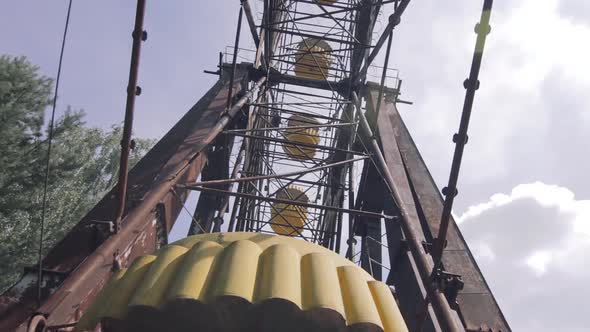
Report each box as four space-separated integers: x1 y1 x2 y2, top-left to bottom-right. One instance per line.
189 134 235 234
226 6 244 111
224 76 267 235
236 151 315 240
216 143 247 220
372 28 394 128
256 103 347 121
171 188 208 234
360 216 383 280
275 0 342 96
349 0 378 77
240 0 260 46
182 184 393 221
346 154 356 257
28 71 260 330
382 94 510 331
268 85 347 102
319 101 355 248
311 0 360 43
269 5 359 26
114 0 147 234
358 0 410 82
255 111 326 172
251 100 351 106
237 118 268 233
224 121 357 134
267 27 360 45
253 151 322 240
183 156 366 187
294 0 359 10
264 0 272 67
233 88 263 232
352 90 463 332
1 76 226 331
271 21 350 90
268 71 347 94
223 131 366 156
270 17 357 32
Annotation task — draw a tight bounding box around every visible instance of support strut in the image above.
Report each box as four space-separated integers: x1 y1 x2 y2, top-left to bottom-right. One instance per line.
114 0 147 233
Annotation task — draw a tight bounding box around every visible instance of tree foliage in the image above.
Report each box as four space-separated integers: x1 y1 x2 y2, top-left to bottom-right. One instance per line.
0 55 154 291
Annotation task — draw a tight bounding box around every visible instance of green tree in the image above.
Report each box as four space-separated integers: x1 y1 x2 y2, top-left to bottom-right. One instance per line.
0 55 154 291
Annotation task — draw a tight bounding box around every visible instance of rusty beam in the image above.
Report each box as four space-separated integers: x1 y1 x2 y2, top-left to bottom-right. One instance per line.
114 0 147 233
353 90 463 332
0 65 255 331
367 86 510 330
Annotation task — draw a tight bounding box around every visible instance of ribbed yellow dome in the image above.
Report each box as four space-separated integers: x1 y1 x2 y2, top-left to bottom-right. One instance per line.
270 186 309 236
74 233 408 332
282 115 321 161
294 38 332 80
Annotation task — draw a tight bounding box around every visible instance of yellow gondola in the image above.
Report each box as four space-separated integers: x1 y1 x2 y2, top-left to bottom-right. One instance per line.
294 38 332 80
270 186 309 236
282 114 321 161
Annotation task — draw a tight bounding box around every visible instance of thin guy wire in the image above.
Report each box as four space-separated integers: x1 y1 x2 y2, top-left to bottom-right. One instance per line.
37 0 73 306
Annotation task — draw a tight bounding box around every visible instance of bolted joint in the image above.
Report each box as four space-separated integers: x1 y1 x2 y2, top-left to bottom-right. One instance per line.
442 186 458 197
213 216 225 225
463 78 480 90
388 13 401 26
452 133 469 145
421 240 433 254
127 85 142 95
132 29 148 41
474 22 491 35
433 237 448 251
347 237 358 246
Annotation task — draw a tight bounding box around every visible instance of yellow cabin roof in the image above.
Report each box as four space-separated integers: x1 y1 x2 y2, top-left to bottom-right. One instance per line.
75 232 408 332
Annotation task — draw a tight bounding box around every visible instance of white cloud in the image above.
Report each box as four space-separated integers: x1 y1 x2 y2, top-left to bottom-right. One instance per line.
458 182 590 331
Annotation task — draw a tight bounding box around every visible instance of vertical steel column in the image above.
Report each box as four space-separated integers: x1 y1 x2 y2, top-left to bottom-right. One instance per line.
431 0 493 266
114 0 147 233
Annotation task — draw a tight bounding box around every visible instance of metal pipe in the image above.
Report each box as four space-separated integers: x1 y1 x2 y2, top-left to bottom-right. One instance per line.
216 145 246 219
352 91 462 332
223 131 365 156
184 156 367 187
358 0 410 81
226 6 244 111
240 0 260 46
113 0 147 233
181 184 395 221
432 0 493 267
373 29 394 128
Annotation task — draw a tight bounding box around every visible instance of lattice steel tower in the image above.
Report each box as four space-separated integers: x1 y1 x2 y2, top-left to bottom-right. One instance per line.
1 1 510 331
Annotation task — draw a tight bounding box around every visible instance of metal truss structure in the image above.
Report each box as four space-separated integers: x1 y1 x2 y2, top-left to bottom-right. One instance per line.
0 1 511 331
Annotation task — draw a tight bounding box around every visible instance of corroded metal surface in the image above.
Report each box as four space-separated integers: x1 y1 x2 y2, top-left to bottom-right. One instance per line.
0 67 251 331
369 85 510 331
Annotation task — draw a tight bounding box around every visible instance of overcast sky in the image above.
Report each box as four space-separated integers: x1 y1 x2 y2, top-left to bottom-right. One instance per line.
1 1 589 331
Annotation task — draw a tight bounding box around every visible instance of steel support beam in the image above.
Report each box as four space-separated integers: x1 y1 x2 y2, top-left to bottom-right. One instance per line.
0 64 258 331
114 0 147 233
366 82 510 330
353 90 463 332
